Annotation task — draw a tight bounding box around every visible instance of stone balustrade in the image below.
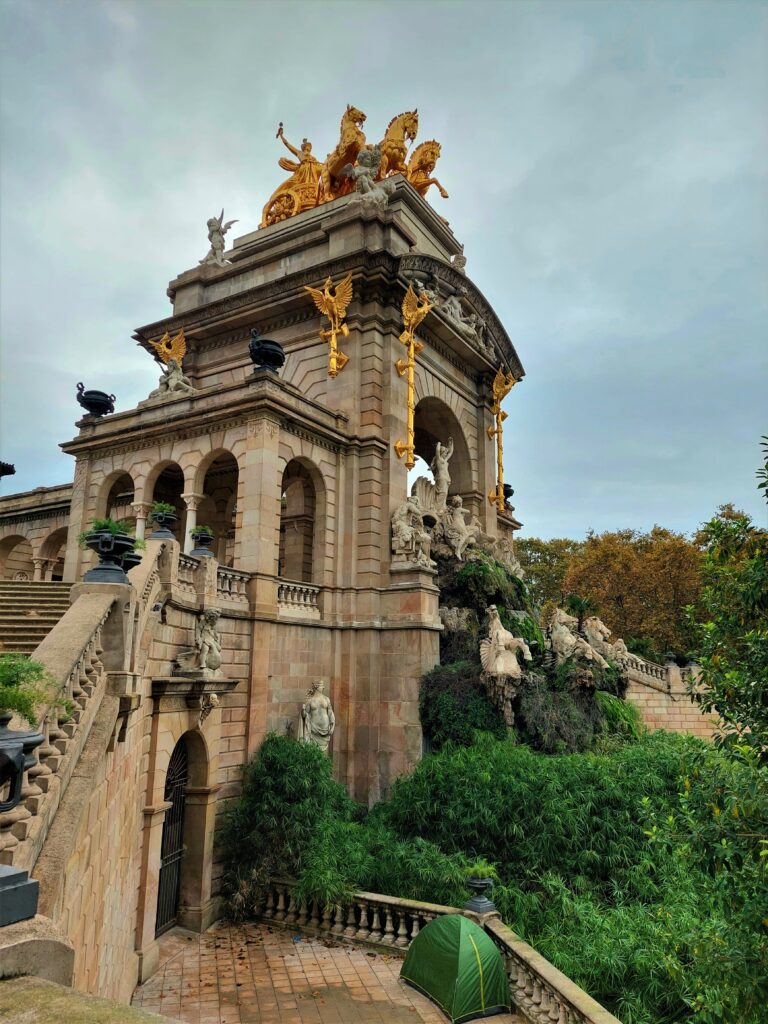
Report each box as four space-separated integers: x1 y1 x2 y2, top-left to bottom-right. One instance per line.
177 554 198 596
626 654 667 682
277 579 321 620
258 880 620 1024
0 593 116 872
216 566 250 604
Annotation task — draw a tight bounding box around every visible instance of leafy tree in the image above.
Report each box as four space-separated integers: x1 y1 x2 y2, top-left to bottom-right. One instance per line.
564 527 703 660
515 537 585 608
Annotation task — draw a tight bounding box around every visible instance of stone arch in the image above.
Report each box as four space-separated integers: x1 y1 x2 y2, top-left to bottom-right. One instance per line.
278 457 326 583
38 526 68 581
144 461 187 544
192 450 240 565
412 396 474 496
96 470 136 524
0 533 34 580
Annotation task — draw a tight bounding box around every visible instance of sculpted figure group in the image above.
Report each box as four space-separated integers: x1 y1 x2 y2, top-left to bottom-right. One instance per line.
261 105 448 227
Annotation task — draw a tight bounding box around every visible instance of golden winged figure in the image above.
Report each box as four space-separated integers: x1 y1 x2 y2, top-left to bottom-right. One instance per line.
400 283 432 343
304 272 354 377
149 328 186 365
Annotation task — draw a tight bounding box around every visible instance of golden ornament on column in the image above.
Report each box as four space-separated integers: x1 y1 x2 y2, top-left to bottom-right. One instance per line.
148 327 186 364
487 366 518 512
304 272 354 377
394 283 432 469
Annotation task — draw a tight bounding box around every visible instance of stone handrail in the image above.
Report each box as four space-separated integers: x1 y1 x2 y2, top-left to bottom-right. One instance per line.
258 879 620 1023
625 654 667 682
216 566 250 604
0 591 117 872
485 918 621 1024
177 553 198 596
277 579 321 619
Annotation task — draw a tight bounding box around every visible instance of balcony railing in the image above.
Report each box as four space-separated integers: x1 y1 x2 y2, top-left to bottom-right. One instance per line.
277 579 320 620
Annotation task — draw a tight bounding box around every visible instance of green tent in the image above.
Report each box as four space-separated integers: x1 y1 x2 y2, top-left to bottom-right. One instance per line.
400 914 511 1023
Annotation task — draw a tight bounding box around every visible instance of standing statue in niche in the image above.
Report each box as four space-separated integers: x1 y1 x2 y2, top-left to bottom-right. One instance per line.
431 437 454 511
200 209 238 267
298 680 336 753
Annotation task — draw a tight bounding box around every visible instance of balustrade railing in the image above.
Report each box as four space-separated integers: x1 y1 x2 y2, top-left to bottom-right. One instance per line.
277 579 321 619
0 593 116 872
216 566 250 604
258 879 620 1024
177 554 198 595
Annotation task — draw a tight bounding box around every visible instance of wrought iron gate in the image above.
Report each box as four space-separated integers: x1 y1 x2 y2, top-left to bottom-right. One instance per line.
155 739 189 936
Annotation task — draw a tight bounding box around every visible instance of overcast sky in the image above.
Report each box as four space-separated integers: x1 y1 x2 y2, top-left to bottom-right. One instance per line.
1 0 765 538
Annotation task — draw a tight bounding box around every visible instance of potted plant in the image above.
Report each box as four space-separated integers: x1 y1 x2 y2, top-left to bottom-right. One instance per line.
0 655 50 813
77 517 136 584
461 859 498 914
189 524 215 558
148 501 178 540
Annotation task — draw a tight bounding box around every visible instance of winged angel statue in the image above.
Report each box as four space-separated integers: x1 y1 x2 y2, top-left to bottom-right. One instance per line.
303 271 354 377
200 209 238 267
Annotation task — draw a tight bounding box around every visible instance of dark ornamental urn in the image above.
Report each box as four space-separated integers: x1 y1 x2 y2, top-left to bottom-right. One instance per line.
463 877 497 915
503 484 515 507
0 462 15 479
0 711 44 813
76 383 115 417
249 329 286 374
149 510 178 540
82 530 134 584
121 550 143 572
190 530 215 558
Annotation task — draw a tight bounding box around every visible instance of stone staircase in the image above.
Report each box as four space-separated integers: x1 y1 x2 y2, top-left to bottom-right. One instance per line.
0 580 72 655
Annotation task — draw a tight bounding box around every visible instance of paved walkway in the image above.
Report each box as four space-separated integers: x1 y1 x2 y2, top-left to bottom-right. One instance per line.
132 921 522 1024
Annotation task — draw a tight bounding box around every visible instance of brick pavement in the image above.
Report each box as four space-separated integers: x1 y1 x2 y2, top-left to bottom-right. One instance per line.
131 921 522 1024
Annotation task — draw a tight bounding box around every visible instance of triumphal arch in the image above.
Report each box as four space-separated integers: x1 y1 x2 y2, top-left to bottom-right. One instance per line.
6 106 525 807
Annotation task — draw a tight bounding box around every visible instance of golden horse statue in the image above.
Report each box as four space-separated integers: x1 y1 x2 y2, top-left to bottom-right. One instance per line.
407 140 449 200
317 104 367 204
377 110 419 179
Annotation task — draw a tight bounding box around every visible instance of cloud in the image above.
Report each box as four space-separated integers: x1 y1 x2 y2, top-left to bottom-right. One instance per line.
0 0 765 537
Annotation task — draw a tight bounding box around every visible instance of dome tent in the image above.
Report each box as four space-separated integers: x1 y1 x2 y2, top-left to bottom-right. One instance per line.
400 914 511 1023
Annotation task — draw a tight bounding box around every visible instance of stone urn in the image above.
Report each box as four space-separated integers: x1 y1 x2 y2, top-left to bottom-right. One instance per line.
120 550 143 572
463 876 497 914
189 530 215 558
0 712 44 813
82 530 134 584
76 383 115 417
149 510 178 540
249 329 285 374
503 484 514 505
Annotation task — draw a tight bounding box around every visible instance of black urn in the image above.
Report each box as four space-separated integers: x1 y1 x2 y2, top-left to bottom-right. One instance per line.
120 550 143 572
77 383 115 417
149 510 178 540
463 876 497 915
249 329 286 374
190 530 215 558
82 530 134 584
0 712 44 814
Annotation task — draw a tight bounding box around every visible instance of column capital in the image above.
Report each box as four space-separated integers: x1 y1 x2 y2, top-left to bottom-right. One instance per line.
132 502 152 517
181 491 205 511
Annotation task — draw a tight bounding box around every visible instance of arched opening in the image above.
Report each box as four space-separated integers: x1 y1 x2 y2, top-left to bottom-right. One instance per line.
39 527 68 581
150 463 185 545
278 460 321 582
155 736 189 936
198 452 239 566
102 472 135 527
412 397 473 498
0 535 34 580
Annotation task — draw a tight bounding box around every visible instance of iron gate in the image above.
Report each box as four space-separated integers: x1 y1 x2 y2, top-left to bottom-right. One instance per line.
155 739 189 936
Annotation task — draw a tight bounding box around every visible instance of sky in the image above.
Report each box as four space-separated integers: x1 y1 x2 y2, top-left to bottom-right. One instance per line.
0 0 765 539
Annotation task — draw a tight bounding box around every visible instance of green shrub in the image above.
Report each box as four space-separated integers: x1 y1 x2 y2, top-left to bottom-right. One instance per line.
419 662 506 749
594 690 644 742
150 501 176 516
439 549 532 618
0 654 54 724
77 517 130 545
517 674 602 753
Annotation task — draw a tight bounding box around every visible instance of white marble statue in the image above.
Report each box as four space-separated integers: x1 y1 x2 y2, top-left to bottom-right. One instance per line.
391 495 435 569
444 495 481 561
148 357 195 399
438 287 485 345
479 604 532 725
345 144 397 210
548 609 609 669
484 535 524 579
582 616 631 667
431 438 454 511
175 608 223 677
298 680 335 753
200 209 238 267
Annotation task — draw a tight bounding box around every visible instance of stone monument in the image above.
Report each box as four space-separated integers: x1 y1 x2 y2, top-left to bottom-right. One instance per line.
298 680 336 753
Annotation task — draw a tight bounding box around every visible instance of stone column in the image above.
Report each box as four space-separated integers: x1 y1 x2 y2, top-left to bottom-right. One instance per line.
181 493 204 554
177 785 220 932
32 558 46 582
132 502 152 542
134 800 172 983
63 458 93 582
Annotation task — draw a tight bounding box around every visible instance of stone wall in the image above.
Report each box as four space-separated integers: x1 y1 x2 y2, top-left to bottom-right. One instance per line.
625 663 716 739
